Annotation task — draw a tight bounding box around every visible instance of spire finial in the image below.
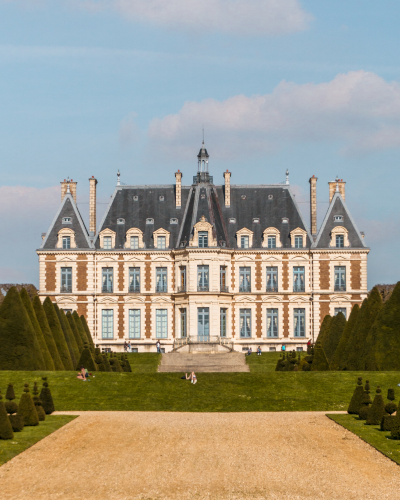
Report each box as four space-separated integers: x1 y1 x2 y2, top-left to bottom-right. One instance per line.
335 175 339 193
285 169 289 185
66 177 71 194
202 125 204 145
117 170 121 186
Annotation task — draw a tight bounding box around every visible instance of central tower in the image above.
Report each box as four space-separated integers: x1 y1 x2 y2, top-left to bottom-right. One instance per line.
194 141 212 184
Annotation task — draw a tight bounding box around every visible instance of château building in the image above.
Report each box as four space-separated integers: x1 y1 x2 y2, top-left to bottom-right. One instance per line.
38 143 369 352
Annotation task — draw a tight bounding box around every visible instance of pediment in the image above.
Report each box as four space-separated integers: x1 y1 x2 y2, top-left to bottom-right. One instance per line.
153 256 171 262
59 256 75 262
98 256 117 262
126 256 144 263
235 295 255 302
98 296 118 304
125 296 145 304
56 297 77 304
290 255 308 262
236 255 255 262
263 256 280 262
152 296 172 304
289 295 309 303
332 255 347 261
262 295 282 303
330 294 351 302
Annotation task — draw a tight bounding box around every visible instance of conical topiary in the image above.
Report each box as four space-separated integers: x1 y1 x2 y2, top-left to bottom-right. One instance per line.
0 391 14 440
123 355 132 373
75 343 97 372
40 377 55 415
77 313 95 349
43 297 73 371
18 384 39 426
32 382 46 421
5 383 18 415
310 341 330 371
0 287 46 370
358 380 372 420
316 315 332 346
101 354 112 372
109 356 123 373
56 306 79 368
94 348 105 371
322 312 346 365
391 401 400 439
331 304 360 370
347 377 364 414
32 296 65 370
67 312 84 352
385 389 397 416
366 386 385 425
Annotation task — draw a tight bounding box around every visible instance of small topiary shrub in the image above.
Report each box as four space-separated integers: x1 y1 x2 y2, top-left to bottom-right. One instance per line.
0 391 14 440
388 388 395 401
347 377 364 415
310 341 330 371
358 380 371 420
381 415 396 431
5 383 18 415
9 414 24 432
18 384 39 426
75 343 97 372
40 377 55 415
32 382 46 421
110 356 123 373
302 362 311 372
102 354 112 372
123 355 132 373
366 386 385 425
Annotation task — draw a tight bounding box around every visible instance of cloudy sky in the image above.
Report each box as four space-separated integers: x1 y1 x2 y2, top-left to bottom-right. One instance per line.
1 0 399 287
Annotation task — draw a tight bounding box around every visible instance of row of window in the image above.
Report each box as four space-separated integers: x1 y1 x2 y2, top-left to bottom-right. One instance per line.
60 265 347 294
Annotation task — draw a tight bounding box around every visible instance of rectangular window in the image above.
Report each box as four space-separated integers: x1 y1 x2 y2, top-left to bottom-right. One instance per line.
334 266 346 291
155 267 167 292
294 308 305 337
129 310 141 338
240 309 251 338
295 235 303 248
220 266 228 292
102 310 113 339
267 309 279 337
268 235 276 249
293 267 305 292
128 267 140 293
157 236 166 249
336 235 344 248
102 267 113 293
241 235 249 248
130 236 139 249
198 231 208 248
179 266 186 292
62 236 71 249
239 267 251 292
181 309 187 338
103 236 112 249
197 265 209 291
156 309 168 338
334 307 347 318
220 308 227 337
61 267 72 293
266 267 278 292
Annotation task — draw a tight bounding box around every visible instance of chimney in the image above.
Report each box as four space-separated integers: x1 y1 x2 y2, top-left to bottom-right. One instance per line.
89 176 98 234
223 170 231 207
328 177 346 203
175 170 182 208
309 175 317 236
60 178 77 203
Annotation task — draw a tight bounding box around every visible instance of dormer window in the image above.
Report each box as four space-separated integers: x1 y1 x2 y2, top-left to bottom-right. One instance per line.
159 196 164 201
117 218 125 225
282 218 288 224
262 227 282 249
252 218 260 224
295 235 303 249
103 236 112 249
241 235 249 249
62 236 71 249
336 235 344 248
241 195 246 200
170 218 178 224
330 226 349 248
290 228 307 249
229 218 236 224
157 236 166 249
268 195 273 200
62 217 72 224
268 236 276 249
198 231 208 248
220 240 226 247
334 215 344 222
146 218 154 225
133 196 138 201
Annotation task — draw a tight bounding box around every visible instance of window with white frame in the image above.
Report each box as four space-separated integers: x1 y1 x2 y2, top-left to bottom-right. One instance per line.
130 236 139 249
129 309 141 338
128 267 140 293
266 267 278 292
240 309 251 338
268 235 276 249
179 266 186 292
267 309 278 337
197 265 209 291
220 266 227 292
241 235 249 248
157 236 166 249
103 236 112 249
198 231 208 248
61 267 72 293
293 267 305 292
294 309 305 337
334 266 346 292
294 235 303 248
156 267 167 292
102 267 113 293
334 307 347 318
220 308 227 337
239 267 251 292
102 310 113 339
62 236 71 249
156 309 168 338
336 235 344 248
181 309 187 338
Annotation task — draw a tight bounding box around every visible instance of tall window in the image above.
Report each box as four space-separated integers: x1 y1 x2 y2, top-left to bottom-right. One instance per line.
334 307 347 318
293 267 305 292
156 309 168 338
241 235 249 249
102 268 113 293
267 309 278 337
220 308 227 337
129 267 140 293
61 267 72 293
181 309 187 338
220 266 228 292
336 235 344 248
62 236 71 249
197 265 209 291
102 310 113 339
294 235 303 248
130 236 139 249
294 308 305 337
240 309 251 338
268 235 276 249
239 267 251 292
103 236 112 249
266 267 278 292
198 231 208 248
157 236 166 249
129 310 140 338
156 267 167 292
179 266 186 292
334 266 346 291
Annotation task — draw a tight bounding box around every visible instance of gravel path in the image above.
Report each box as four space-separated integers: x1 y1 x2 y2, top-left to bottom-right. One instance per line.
0 411 399 500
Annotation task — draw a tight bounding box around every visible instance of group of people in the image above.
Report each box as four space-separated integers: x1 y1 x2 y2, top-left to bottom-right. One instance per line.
124 341 133 352
246 346 263 356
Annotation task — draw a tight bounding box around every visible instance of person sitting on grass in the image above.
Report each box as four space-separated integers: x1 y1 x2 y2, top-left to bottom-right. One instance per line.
246 347 252 356
77 366 91 382
185 372 197 384
257 346 262 356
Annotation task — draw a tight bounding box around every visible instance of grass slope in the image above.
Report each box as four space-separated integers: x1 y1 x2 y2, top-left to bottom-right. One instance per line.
327 413 400 465
0 415 76 465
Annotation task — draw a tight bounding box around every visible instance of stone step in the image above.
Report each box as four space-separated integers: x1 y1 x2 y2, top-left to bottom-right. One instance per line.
158 365 249 373
158 352 250 373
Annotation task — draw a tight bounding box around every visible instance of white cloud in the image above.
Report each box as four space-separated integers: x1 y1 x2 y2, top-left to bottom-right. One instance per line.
147 71 400 159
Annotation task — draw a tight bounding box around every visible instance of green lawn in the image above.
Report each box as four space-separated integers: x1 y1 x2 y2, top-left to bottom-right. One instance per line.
327 413 400 465
125 352 161 373
0 415 77 466
246 351 282 372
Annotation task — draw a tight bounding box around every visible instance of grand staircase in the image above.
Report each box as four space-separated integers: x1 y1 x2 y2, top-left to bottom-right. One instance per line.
158 352 250 373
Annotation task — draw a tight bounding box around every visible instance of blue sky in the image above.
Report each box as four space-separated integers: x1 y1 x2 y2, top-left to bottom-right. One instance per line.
1 0 399 287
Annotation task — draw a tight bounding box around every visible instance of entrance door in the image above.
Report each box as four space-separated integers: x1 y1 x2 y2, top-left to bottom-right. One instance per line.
198 307 210 341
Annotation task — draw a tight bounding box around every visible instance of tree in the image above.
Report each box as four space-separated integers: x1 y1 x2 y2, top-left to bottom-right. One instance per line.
321 312 346 365
102 354 112 372
316 315 332 345
56 307 79 367
330 304 360 371
20 288 55 371
18 384 39 426
43 297 73 371
67 312 83 352
347 377 364 414
32 296 64 370
79 314 95 349
0 390 14 440
0 287 46 370
366 386 385 425
40 377 55 415
310 341 330 371
75 343 97 372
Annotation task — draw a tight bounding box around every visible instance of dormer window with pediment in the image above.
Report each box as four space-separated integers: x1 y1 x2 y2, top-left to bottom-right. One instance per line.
290 228 307 249
56 227 77 249
153 228 171 249
99 228 116 250
262 227 282 248
236 228 253 249
330 226 349 248
125 228 145 249
189 215 217 247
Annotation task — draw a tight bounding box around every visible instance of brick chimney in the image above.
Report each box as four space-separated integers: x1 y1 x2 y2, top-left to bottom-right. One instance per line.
309 175 317 236
329 177 346 203
175 170 182 208
89 176 97 234
61 178 77 203
223 170 231 207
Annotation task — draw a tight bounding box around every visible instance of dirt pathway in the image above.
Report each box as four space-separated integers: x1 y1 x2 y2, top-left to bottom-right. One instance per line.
0 411 399 499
